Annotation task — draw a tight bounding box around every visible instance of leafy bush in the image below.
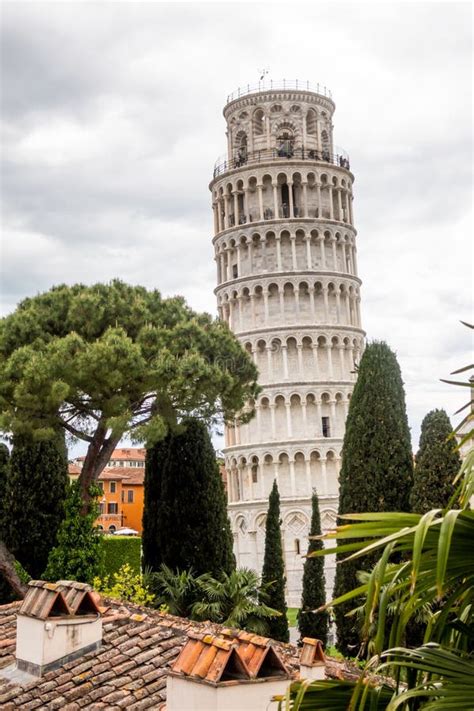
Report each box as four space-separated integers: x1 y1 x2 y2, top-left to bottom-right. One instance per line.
102 536 141 576
146 564 280 633
94 563 154 606
192 568 280 635
145 564 199 617
43 482 103 583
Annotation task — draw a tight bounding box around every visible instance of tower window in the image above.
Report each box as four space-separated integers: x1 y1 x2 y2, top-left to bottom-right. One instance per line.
295 539 301 555
232 264 238 278
251 466 258 483
322 417 331 438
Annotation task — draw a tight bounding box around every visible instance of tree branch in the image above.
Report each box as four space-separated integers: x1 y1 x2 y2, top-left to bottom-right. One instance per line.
61 420 93 443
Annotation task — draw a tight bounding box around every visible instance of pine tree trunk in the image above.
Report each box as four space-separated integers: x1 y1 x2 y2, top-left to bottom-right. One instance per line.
78 424 120 513
0 540 27 598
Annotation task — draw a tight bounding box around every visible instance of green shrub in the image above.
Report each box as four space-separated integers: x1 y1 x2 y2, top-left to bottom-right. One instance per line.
94 564 154 606
102 536 141 577
44 482 103 583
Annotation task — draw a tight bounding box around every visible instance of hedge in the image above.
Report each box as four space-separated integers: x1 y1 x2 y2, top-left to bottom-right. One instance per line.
102 536 141 576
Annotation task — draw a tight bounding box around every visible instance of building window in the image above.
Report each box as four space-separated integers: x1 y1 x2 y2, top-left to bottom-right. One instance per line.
107 503 118 514
251 466 258 483
127 490 134 503
295 539 301 555
232 264 238 278
322 417 331 438
97 482 104 493
99 503 105 515
110 481 116 493
109 525 116 533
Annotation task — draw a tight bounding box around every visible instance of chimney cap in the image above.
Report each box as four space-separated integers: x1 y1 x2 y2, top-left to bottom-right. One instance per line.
300 638 326 666
19 581 72 620
172 630 290 684
56 581 101 616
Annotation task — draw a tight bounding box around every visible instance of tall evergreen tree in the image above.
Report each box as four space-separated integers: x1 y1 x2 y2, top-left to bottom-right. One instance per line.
410 409 460 513
260 481 289 642
0 443 14 603
5 432 69 579
0 443 9 536
142 418 235 578
297 491 329 646
333 341 413 656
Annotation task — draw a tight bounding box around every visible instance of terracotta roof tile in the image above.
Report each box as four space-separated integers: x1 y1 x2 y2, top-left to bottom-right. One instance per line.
0 595 359 708
77 448 146 463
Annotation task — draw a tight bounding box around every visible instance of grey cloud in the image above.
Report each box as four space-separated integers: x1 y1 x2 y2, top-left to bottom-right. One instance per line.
1 2 472 452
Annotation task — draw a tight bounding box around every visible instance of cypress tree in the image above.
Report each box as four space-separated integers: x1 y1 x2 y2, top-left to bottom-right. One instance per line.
5 432 69 579
142 418 235 578
297 491 329 646
0 443 14 603
410 409 460 513
0 443 9 536
333 341 413 656
261 481 289 642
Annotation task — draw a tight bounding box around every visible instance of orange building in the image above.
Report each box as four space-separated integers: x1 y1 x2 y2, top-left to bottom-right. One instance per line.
69 448 146 534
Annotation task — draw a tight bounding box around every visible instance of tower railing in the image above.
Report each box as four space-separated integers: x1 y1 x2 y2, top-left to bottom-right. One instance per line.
213 146 350 179
226 79 332 103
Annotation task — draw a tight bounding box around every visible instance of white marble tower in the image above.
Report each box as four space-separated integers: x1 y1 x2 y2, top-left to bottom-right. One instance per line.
210 80 364 605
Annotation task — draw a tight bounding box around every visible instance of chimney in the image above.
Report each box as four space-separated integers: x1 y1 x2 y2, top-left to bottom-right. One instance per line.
15 580 102 676
167 631 292 711
299 637 326 680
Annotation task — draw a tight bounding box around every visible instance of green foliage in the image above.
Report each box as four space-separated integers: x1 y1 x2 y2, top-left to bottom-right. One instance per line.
146 564 198 618
0 280 259 497
334 341 413 655
0 443 14 603
3 432 68 579
142 417 235 578
279 342 474 710
261 481 289 642
14 560 31 585
93 563 154 606
191 568 281 635
410 408 461 513
43 481 103 583
279 489 474 708
146 564 280 634
102 536 141 576
297 492 329 646
0 443 9 530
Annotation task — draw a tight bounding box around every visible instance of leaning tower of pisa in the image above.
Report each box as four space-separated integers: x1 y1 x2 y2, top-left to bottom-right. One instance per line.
210 80 364 606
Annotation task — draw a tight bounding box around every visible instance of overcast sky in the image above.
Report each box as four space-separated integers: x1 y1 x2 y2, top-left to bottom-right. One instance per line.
1 1 472 455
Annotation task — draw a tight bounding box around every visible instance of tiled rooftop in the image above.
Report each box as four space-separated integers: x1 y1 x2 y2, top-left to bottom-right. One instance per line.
0 598 360 709
76 448 146 463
